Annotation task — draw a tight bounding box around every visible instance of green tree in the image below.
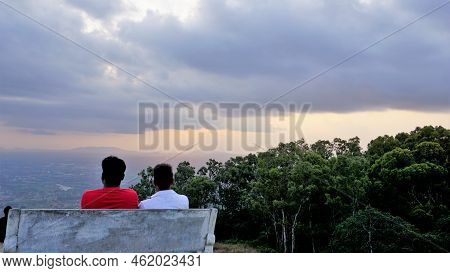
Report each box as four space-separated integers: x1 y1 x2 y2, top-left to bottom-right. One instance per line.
333 137 362 156
311 140 333 159
198 159 223 180
174 161 196 191
367 135 400 160
330 208 441 252
215 154 258 241
368 148 415 216
401 126 449 152
327 155 370 218
413 141 446 166
178 176 216 208
249 141 330 252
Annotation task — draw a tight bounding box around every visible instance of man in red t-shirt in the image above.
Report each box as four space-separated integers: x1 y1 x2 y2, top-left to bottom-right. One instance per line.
81 156 138 209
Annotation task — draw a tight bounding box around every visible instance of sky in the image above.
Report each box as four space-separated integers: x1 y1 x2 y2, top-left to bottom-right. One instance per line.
0 0 449 155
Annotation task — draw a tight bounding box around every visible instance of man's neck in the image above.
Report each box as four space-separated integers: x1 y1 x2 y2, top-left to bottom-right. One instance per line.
156 188 172 192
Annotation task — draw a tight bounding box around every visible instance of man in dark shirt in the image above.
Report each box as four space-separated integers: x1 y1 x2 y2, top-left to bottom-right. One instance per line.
0 206 12 245
81 156 138 209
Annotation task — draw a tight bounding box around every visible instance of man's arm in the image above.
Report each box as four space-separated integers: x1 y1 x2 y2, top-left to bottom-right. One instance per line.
130 190 139 209
80 192 89 209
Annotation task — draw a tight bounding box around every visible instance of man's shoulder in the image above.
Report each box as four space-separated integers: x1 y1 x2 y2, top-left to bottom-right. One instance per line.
139 198 151 205
174 192 188 200
177 193 189 201
173 192 189 208
138 198 153 209
120 188 138 196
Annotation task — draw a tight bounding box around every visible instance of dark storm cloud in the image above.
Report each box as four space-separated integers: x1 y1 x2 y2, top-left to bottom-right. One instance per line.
0 0 448 134
0 0 167 133
120 0 450 110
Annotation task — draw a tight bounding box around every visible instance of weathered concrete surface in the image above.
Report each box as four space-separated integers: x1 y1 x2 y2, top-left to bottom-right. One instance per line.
4 209 217 253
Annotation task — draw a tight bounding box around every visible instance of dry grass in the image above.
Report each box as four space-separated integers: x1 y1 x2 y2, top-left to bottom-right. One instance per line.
214 242 260 253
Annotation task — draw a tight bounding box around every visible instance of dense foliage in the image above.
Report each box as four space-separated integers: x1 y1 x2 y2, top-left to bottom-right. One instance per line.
131 126 449 252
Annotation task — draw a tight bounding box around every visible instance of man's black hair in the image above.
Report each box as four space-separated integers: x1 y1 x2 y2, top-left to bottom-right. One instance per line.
3 206 11 216
153 163 174 191
101 156 126 187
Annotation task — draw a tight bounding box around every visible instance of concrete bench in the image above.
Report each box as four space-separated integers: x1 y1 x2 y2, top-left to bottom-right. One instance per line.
3 209 217 253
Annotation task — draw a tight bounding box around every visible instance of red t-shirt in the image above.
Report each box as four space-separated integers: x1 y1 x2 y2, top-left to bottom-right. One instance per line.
81 187 139 209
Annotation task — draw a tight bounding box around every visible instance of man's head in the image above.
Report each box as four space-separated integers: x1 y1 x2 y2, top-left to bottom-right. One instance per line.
153 163 174 191
4 206 12 216
101 156 126 187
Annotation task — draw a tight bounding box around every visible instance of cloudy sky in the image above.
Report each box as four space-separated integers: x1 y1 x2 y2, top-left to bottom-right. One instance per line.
0 0 449 153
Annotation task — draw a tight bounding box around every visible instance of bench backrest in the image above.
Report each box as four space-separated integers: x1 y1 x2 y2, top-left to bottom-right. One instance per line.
3 209 217 253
